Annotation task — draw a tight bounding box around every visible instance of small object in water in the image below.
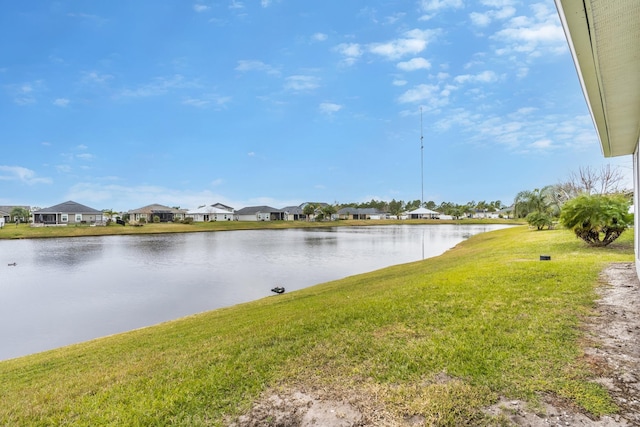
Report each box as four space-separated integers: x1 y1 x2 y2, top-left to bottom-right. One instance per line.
8 262 17 266
271 286 285 294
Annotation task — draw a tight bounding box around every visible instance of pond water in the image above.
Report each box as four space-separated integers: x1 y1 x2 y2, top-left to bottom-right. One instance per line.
0 224 510 360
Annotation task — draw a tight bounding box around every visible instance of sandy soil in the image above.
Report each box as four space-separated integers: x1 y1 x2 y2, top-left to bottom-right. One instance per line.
230 262 640 426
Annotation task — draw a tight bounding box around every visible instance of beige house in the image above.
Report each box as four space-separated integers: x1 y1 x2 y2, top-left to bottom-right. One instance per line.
555 1 640 277
128 204 186 223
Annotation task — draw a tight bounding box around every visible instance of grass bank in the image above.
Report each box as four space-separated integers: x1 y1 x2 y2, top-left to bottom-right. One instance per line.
0 218 516 239
0 225 633 425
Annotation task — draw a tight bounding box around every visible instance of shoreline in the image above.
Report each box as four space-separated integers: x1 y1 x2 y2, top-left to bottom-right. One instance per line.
0 218 521 240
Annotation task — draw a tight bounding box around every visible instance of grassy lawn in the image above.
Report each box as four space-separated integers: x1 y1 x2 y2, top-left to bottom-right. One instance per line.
0 225 633 425
0 218 516 239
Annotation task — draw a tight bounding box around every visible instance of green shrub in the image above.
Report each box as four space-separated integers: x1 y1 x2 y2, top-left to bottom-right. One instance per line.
525 211 553 230
559 193 632 246
153 216 160 223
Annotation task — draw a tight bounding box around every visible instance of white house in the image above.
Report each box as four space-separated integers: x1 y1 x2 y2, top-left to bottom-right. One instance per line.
555 1 640 276
406 207 440 219
186 203 234 222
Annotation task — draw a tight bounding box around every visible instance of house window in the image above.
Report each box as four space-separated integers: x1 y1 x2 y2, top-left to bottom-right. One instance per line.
61 214 68 222
75 214 82 222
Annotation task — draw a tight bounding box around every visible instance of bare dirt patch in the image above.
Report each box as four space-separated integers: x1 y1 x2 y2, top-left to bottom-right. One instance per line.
230 262 640 426
228 388 367 427
486 262 640 426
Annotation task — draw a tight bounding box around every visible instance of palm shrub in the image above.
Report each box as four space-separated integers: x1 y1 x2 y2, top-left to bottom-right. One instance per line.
525 211 553 230
559 193 632 246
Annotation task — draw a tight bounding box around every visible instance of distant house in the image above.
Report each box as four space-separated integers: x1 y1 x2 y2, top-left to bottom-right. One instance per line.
406 207 440 219
281 205 306 221
471 209 501 219
32 201 103 226
186 203 234 222
337 207 386 220
0 205 30 223
234 206 284 221
128 204 186 223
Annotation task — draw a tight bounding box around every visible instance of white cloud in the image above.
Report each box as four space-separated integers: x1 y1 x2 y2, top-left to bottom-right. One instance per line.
491 3 566 57
116 74 197 99
284 75 320 92
470 6 516 27
193 4 210 12
530 138 553 149
419 0 463 19
454 70 499 84
229 0 244 10
182 94 231 108
53 98 70 107
392 79 408 86
260 0 271 7
419 0 463 12
319 102 343 114
82 71 113 85
397 57 431 71
384 12 406 25
398 83 440 103
470 12 492 27
235 60 280 76
369 29 435 60
8 80 44 105
0 166 52 185
183 98 210 108
334 43 363 66
312 32 327 42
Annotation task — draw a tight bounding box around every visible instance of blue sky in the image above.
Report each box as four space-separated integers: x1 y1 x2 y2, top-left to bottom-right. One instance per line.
0 0 632 212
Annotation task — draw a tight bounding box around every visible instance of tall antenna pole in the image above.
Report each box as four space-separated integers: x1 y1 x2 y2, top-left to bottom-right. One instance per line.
420 107 424 207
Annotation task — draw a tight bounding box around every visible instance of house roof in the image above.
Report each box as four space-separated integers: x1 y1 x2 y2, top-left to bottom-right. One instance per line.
406 207 440 215
337 207 385 215
555 0 640 157
0 205 30 215
128 204 186 214
187 204 234 215
211 203 234 211
235 205 280 215
282 205 304 214
34 201 102 214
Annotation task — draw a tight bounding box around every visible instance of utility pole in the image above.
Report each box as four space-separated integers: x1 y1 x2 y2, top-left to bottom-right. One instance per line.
420 107 424 207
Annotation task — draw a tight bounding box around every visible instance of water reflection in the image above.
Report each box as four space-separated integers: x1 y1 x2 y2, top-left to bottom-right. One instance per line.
31 238 104 269
0 224 510 360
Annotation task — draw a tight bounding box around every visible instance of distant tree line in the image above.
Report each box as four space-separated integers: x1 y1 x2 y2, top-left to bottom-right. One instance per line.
337 199 505 219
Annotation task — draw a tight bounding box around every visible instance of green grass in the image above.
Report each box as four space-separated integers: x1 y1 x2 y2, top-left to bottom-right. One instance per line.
0 225 633 425
0 218 517 239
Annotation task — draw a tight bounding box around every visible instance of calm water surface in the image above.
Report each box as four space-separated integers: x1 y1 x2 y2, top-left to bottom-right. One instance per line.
0 224 509 360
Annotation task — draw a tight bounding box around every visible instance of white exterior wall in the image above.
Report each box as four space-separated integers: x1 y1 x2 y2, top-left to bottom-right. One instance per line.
634 149 640 277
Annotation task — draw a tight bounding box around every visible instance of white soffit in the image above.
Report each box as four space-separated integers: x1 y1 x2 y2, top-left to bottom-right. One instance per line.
555 0 640 157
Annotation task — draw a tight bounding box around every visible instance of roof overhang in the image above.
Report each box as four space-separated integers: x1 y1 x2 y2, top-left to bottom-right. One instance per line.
554 0 640 157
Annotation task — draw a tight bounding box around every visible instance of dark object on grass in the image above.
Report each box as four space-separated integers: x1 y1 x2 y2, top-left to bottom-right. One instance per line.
540 255 551 261
271 286 285 294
